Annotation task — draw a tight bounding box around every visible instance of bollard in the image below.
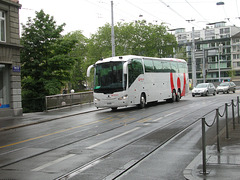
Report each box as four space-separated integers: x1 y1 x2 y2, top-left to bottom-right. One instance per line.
216 109 220 152
225 103 229 139
201 117 207 175
232 99 235 129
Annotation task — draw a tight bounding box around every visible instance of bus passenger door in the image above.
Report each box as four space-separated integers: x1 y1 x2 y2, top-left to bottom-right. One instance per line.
128 59 144 105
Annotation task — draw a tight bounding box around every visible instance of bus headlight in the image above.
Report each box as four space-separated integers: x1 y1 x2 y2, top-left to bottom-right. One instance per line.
118 95 128 100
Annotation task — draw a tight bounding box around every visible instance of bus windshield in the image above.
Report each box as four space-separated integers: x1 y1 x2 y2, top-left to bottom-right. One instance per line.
94 62 126 93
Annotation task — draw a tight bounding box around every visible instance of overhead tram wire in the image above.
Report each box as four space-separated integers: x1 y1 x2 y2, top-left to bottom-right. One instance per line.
124 0 165 24
83 0 135 28
184 0 209 23
158 0 186 21
158 0 201 28
235 0 240 19
218 1 237 26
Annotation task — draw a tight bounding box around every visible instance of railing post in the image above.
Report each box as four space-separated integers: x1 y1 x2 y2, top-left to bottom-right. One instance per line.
216 109 220 153
237 96 240 124
201 117 207 175
45 96 48 112
232 99 235 129
225 103 229 139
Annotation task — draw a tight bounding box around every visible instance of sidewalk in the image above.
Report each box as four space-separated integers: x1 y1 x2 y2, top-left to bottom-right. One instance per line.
184 123 240 180
0 103 100 131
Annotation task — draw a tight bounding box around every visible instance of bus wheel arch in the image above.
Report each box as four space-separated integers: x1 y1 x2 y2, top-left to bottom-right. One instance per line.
138 93 146 109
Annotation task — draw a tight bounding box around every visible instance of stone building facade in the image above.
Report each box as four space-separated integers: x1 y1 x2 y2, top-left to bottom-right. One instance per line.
0 0 22 117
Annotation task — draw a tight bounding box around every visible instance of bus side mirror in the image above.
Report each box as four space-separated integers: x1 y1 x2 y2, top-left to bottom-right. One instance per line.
123 62 129 74
87 65 94 77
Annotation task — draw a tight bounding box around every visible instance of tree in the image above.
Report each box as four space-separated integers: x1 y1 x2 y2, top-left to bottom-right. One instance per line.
21 10 77 112
63 31 88 91
175 46 187 60
87 20 177 63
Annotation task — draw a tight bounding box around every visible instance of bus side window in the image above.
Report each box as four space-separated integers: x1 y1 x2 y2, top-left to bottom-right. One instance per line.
162 61 171 72
153 60 163 72
144 59 155 72
128 59 144 87
170 62 178 73
178 63 185 73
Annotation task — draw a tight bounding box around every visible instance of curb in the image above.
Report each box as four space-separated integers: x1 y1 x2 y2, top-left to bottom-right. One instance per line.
0 106 105 132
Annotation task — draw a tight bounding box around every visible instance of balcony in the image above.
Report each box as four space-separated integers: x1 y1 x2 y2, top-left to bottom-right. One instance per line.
208 61 231 70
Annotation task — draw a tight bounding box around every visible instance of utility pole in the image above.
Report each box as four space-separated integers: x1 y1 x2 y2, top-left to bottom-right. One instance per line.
218 43 223 82
111 1 115 57
191 27 197 87
203 49 206 83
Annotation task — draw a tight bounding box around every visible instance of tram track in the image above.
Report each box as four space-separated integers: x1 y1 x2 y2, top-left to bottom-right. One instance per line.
0 97 223 179
55 99 219 179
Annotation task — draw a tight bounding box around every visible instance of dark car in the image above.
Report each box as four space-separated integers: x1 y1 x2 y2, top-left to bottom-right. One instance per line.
216 82 236 94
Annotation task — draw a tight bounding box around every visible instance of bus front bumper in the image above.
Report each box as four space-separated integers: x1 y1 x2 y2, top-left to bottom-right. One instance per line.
94 96 128 108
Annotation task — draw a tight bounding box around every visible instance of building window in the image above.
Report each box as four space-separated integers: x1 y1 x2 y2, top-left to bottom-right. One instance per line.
220 28 230 34
0 10 6 42
233 54 240 60
233 38 240 43
0 64 10 108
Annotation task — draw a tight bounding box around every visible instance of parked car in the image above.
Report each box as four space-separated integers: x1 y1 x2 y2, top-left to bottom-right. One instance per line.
192 83 216 97
216 82 236 94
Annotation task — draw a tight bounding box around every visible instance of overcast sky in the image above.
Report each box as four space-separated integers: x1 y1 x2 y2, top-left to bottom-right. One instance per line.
19 0 240 37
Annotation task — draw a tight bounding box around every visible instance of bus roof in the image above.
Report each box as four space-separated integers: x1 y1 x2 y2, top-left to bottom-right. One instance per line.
95 55 186 64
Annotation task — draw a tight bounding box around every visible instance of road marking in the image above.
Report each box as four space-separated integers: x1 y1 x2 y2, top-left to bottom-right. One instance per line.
32 154 75 172
138 118 152 123
164 111 180 117
123 118 136 125
86 127 140 149
153 117 163 122
152 111 180 122
67 160 101 178
0 119 108 149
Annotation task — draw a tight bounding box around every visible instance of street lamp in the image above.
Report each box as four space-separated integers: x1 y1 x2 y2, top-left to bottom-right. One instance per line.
218 43 223 82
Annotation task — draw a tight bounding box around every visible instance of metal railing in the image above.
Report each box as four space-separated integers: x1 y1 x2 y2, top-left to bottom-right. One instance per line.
200 96 240 175
45 91 93 111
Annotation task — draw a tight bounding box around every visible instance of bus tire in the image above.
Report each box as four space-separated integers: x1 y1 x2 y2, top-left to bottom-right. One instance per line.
176 90 181 102
171 90 177 103
138 93 146 109
111 107 117 111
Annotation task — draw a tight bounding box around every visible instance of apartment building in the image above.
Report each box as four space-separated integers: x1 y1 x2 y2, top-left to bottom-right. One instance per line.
0 0 22 117
173 22 240 84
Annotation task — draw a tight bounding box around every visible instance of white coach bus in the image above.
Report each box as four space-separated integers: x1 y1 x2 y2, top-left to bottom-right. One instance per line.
87 55 189 110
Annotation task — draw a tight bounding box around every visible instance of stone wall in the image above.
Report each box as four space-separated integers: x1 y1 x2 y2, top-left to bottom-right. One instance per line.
0 0 22 117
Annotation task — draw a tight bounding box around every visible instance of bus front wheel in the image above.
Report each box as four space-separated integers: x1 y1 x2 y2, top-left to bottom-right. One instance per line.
138 94 146 109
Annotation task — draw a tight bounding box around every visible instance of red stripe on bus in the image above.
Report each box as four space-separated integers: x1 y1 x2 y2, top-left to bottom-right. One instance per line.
170 73 175 92
181 73 186 96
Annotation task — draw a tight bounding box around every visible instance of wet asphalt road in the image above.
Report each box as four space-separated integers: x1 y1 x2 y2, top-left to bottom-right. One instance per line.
0 92 239 180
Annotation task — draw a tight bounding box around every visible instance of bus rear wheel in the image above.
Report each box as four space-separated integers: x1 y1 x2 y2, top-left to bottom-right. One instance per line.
138 94 146 109
176 90 181 102
111 107 117 111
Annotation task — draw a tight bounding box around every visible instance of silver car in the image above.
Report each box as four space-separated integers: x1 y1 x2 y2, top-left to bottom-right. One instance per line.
216 82 236 94
192 83 216 97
